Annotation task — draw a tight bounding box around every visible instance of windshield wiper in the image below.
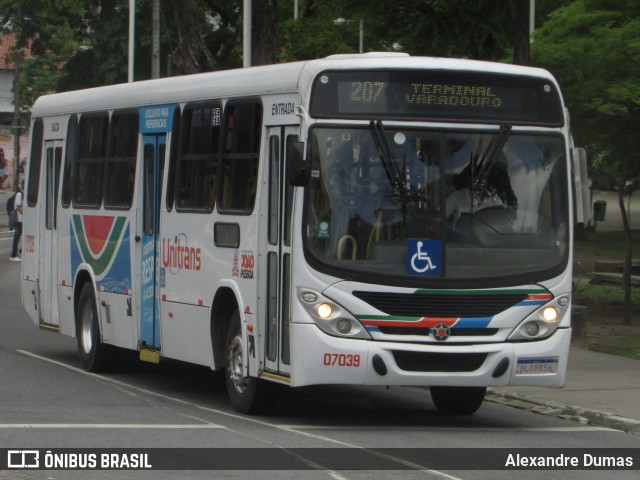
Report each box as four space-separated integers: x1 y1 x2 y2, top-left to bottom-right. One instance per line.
472 124 512 192
370 120 406 195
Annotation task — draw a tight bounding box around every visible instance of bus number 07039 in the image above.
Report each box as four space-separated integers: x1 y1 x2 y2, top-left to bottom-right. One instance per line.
323 353 361 367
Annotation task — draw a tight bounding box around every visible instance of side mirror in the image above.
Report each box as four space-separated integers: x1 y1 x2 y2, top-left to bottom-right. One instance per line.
287 141 309 186
571 147 591 225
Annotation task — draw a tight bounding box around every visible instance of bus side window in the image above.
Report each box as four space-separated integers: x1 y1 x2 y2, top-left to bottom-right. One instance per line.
219 101 262 213
74 114 108 208
104 111 138 210
26 119 44 207
175 103 221 212
61 115 78 208
165 107 181 212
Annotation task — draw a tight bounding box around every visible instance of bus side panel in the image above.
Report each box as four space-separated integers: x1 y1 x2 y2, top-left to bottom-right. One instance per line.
97 290 136 350
160 301 212 367
68 213 135 349
58 284 75 337
56 193 75 337
158 213 219 366
22 210 40 327
22 279 39 326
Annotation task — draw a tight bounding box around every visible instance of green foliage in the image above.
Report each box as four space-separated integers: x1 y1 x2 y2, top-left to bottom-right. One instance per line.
1 0 638 161
1 0 85 109
279 0 516 62
532 0 640 192
573 281 640 306
278 17 355 61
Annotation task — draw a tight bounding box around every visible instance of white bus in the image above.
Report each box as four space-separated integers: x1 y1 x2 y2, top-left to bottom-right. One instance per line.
22 53 588 414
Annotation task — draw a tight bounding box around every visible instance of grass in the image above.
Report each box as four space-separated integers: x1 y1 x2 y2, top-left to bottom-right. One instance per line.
572 230 639 360
573 229 640 306
573 282 640 306
589 339 640 361
574 229 640 258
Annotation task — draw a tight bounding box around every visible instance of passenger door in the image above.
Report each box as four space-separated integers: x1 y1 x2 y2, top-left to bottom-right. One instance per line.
139 134 166 350
39 139 63 328
262 127 298 376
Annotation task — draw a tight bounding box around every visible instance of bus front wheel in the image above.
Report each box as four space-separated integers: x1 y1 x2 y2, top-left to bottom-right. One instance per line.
76 283 112 372
225 310 275 414
430 386 486 415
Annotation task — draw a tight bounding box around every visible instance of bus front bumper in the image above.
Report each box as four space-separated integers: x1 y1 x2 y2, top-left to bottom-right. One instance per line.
289 323 571 389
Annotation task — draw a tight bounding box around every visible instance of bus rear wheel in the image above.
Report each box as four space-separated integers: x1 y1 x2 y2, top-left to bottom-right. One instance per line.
430 386 486 415
76 283 111 372
225 310 275 414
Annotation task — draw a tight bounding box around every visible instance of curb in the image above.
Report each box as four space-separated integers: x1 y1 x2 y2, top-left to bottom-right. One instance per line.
486 391 640 435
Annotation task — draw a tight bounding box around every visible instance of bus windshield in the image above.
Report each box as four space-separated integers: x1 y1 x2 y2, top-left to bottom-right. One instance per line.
304 126 568 283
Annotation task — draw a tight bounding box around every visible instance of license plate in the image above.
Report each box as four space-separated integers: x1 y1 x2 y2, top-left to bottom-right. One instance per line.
515 357 559 375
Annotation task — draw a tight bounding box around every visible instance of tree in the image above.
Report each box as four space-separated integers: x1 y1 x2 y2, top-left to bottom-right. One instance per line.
533 0 640 325
168 0 217 73
0 0 85 109
511 0 530 65
353 0 513 60
252 0 277 65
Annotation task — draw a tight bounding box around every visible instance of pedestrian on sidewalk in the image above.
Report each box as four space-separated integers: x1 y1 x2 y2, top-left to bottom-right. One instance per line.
10 184 23 262
0 148 7 189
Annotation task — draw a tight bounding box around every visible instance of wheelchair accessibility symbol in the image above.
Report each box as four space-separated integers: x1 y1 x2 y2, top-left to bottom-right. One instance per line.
407 239 441 275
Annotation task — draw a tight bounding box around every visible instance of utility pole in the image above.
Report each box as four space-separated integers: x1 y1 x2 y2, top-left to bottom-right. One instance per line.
12 47 22 191
129 0 135 82
243 0 251 67
152 0 160 78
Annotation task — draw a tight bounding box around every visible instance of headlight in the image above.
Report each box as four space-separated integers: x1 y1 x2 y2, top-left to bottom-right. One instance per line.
298 288 371 339
542 307 558 322
317 303 333 319
508 294 570 341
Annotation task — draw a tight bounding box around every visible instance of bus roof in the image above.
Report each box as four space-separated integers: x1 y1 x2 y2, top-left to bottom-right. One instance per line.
31 54 560 117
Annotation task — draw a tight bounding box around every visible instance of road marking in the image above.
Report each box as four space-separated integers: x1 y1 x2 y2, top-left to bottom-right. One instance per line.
275 425 618 432
0 423 224 429
16 349 486 479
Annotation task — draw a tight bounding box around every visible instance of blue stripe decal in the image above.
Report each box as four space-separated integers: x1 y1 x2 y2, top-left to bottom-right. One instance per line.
453 317 493 328
517 300 547 307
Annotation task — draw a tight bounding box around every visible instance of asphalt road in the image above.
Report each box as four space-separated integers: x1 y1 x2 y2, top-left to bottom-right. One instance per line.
1 236 639 479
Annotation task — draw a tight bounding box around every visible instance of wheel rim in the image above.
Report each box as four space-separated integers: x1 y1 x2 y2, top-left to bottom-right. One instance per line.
228 334 247 394
79 299 93 354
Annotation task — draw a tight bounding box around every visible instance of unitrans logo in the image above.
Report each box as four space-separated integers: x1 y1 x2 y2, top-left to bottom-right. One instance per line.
162 236 201 272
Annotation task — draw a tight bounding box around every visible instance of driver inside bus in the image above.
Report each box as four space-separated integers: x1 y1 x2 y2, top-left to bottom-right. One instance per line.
445 140 517 223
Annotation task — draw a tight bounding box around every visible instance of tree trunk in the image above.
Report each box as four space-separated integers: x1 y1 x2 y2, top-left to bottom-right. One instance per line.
617 187 632 326
511 0 530 65
252 0 277 66
169 0 217 74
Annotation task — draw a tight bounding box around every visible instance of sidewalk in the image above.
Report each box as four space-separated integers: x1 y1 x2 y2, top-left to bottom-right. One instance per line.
488 347 640 435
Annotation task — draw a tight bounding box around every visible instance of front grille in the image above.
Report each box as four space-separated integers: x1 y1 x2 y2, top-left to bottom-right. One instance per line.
354 291 529 317
392 351 488 372
378 327 499 337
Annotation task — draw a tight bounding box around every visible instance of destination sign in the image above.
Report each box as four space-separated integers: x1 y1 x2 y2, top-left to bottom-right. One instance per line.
310 70 564 126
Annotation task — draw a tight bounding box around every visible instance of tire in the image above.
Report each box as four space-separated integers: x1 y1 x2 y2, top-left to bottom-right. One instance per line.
76 283 112 372
225 309 275 414
430 386 486 415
